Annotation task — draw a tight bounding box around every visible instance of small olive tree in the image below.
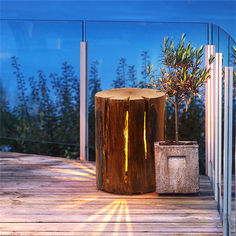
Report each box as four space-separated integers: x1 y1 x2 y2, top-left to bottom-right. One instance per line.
148 34 214 141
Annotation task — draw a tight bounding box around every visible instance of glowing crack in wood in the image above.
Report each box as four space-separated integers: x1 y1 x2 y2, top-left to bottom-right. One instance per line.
144 111 147 159
124 111 129 183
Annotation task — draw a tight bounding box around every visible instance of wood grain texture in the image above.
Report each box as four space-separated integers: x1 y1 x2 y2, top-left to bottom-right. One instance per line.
0 152 223 235
95 88 165 194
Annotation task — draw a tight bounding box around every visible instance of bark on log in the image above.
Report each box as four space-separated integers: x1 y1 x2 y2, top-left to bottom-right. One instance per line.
95 88 165 194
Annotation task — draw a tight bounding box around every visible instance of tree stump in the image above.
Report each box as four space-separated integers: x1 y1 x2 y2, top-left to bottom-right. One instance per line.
95 88 165 194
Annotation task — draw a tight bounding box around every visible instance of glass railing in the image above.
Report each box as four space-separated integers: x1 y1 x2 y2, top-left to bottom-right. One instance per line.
211 23 236 234
229 36 236 235
0 19 82 158
86 21 208 163
0 19 235 234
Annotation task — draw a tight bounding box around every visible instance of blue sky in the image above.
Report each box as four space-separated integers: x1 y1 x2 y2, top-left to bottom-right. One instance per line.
1 0 236 39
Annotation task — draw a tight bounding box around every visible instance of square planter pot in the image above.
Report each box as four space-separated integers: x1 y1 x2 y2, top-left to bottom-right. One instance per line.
154 141 199 193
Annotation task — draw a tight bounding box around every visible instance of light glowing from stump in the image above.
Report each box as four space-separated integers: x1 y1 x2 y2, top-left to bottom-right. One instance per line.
124 111 129 183
144 111 147 159
124 110 148 182
95 88 165 193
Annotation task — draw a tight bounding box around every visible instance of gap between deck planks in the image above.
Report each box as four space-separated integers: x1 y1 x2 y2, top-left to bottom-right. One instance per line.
0 152 223 235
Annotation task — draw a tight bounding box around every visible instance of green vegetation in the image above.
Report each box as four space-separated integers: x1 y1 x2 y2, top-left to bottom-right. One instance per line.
1 57 80 158
1 39 216 172
148 34 214 142
88 60 102 160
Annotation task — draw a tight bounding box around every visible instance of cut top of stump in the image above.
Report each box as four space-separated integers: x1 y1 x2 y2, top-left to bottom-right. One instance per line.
95 88 164 101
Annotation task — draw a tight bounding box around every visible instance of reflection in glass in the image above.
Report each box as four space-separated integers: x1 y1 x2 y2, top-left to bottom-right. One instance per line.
0 20 82 158
86 21 208 164
230 39 236 234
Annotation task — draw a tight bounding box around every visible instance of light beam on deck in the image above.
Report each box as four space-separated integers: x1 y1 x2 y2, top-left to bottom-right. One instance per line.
73 199 121 232
94 200 121 233
52 176 94 181
46 166 95 178
54 195 98 210
124 200 133 236
61 158 96 175
113 200 124 234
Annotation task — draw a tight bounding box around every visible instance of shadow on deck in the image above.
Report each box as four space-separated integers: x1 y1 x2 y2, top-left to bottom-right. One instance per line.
0 152 223 235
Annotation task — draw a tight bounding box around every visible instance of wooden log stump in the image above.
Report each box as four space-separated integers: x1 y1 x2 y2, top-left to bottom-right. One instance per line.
95 88 165 194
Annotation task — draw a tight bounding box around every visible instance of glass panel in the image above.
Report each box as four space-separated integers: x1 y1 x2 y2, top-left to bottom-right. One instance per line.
86 21 208 161
212 25 225 219
219 28 230 223
212 24 219 52
219 28 230 68
0 20 82 158
219 30 235 233
230 37 236 234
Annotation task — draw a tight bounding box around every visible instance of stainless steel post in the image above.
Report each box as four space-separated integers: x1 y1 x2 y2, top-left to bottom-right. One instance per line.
80 41 88 161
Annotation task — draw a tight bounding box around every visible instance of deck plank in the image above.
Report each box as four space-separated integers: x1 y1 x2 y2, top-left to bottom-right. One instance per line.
0 152 223 235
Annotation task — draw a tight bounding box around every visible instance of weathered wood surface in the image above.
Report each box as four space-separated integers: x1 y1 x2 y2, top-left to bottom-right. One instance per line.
95 88 165 194
0 152 223 235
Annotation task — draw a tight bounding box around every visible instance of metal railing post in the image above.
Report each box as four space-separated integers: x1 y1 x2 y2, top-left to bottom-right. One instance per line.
217 53 223 218
214 53 219 204
80 32 88 161
210 45 216 190
223 66 233 235
205 45 216 185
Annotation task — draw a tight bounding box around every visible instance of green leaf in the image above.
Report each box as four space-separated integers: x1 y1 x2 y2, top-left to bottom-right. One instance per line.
209 55 215 64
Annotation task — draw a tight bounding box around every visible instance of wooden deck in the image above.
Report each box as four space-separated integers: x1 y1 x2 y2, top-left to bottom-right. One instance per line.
0 152 223 235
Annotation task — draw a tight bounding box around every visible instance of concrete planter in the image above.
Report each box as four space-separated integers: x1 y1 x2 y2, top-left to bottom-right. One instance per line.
154 141 199 193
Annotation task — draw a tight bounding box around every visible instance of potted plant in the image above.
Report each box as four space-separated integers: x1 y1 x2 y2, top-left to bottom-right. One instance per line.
148 34 214 193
